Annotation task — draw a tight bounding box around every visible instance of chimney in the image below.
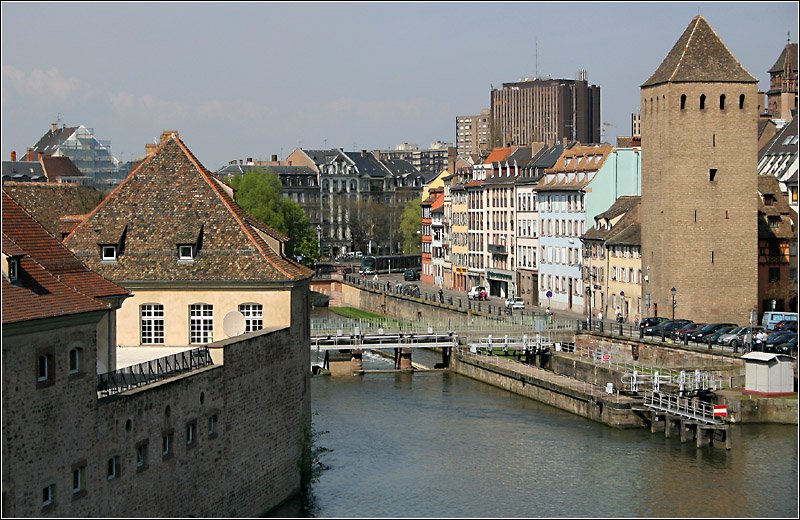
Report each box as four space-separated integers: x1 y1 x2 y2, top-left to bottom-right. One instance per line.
246 157 253 164
10 150 16 161
288 161 292 166
145 143 157 156
51 123 58 133
271 154 278 162
38 152 44 162
447 146 457 174
25 147 34 161
361 149 367 158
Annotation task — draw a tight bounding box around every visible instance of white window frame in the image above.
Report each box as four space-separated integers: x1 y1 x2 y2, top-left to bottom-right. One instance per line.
107 456 119 481
72 467 85 494
69 348 81 374
37 355 49 382
208 414 218 436
101 245 117 261
42 484 54 507
189 304 213 344
178 244 195 260
136 443 148 469
8 258 18 281
140 304 165 345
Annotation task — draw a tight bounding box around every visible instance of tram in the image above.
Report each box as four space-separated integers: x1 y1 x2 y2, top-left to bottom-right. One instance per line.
358 255 421 275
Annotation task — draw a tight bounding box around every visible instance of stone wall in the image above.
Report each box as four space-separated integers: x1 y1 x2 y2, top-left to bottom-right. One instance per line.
2 284 310 517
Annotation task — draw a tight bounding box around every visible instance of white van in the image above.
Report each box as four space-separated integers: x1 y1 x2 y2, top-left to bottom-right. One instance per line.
761 311 798 330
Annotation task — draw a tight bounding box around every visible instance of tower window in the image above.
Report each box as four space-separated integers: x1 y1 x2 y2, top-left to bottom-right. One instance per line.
680 94 686 110
700 94 706 110
719 94 726 110
739 94 745 109
709 168 717 182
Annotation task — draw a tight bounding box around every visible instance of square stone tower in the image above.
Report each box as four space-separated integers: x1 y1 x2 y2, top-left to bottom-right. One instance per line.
640 16 759 325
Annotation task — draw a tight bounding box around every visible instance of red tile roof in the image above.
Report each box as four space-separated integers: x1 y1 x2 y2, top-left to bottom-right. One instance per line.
2 191 130 324
484 147 515 165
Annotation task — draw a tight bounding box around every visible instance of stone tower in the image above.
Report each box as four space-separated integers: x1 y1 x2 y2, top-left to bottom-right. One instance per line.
640 16 759 325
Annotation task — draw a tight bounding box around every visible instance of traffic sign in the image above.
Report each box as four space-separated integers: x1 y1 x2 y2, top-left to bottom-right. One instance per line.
713 405 728 417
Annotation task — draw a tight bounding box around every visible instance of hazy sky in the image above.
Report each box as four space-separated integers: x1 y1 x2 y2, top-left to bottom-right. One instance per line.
2 1 797 171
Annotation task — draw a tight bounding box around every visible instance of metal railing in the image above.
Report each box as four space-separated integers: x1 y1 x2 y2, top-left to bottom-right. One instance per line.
642 390 723 424
97 347 214 398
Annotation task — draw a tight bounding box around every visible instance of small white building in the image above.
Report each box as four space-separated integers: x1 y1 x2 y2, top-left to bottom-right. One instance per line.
741 352 796 395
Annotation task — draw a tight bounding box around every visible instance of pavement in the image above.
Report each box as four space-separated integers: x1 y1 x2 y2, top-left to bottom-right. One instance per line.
116 345 195 368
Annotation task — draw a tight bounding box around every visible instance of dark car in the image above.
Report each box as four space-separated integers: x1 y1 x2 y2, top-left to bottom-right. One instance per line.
639 317 668 331
764 331 797 352
703 326 738 345
687 323 738 343
774 320 798 333
773 334 797 355
403 268 420 281
644 319 692 337
672 322 706 341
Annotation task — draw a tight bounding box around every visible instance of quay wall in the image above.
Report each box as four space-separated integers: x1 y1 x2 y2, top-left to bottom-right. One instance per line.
452 352 645 429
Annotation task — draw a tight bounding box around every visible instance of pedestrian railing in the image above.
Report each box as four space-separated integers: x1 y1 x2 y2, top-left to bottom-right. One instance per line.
642 390 723 424
97 347 214 398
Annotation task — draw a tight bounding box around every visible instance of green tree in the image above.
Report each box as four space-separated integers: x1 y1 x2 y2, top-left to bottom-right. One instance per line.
400 198 422 254
228 170 319 266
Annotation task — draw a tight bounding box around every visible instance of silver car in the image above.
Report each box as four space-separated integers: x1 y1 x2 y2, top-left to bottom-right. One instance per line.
717 326 765 349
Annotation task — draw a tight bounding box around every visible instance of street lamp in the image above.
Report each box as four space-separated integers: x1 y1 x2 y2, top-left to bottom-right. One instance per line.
670 287 677 320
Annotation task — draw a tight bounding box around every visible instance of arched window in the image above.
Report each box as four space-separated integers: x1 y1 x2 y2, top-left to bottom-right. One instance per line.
69 347 82 374
739 94 745 109
680 94 686 110
719 94 726 110
700 94 706 110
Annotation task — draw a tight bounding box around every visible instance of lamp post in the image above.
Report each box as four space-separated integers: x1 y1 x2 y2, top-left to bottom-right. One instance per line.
670 287 677 320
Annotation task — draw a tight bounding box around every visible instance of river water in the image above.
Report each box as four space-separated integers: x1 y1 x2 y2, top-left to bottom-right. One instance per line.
281 310 798 517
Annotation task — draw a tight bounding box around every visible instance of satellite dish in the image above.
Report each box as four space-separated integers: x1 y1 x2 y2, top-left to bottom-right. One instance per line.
223 311 246 337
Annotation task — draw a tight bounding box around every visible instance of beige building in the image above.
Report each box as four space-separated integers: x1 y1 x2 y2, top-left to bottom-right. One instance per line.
64 134 313 348
640 16 759 324
456 109 491 156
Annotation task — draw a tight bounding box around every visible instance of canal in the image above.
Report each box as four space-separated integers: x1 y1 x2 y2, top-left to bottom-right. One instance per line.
270 351 798 518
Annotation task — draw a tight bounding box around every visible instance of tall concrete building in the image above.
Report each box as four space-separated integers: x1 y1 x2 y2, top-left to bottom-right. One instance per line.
640 16 759 325
456 109 491 156
490 74 601 148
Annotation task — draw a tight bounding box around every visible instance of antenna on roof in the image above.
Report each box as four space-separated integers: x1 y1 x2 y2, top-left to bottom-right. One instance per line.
535 38 539 79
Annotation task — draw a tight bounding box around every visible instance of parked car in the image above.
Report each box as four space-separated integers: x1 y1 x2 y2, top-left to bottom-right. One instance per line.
773 334 797 355
639 317 668 331
687 323 737 343
703 325 738 345
773 319 797 333
643 319 691 337
716 326 765 349
468 286 488 300
764 331 797 352
672 322 706 341
403 268 420 281
505 297 525 310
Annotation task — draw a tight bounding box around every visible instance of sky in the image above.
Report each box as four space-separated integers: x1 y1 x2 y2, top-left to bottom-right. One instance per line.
1 1 798 171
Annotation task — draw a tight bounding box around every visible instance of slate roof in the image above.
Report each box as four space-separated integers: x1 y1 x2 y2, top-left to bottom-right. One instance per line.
1 161 46 182
3 182 104 238
2 191 130 325
642 16 758 87
343 152 390 178
769 42 798 74
63 135 312 283
381 158 419 177
759 117 799 159
31 126 78 155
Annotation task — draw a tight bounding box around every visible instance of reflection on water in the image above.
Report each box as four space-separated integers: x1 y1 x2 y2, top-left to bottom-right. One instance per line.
277 336 798 518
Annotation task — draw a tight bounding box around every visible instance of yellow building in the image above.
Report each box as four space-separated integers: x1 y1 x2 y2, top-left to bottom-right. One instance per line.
64 134 313 348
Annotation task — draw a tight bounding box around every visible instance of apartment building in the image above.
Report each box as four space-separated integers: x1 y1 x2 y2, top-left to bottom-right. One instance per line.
456 109 491 156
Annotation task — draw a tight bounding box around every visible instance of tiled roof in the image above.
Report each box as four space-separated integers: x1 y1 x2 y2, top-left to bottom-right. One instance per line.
642 16 757 87
582 197 641 245
2 191 130 324
758 175 797 240
63 135 312 283
3 182 104 238
41 156 85 180
769 42 798 74
484 147 515 165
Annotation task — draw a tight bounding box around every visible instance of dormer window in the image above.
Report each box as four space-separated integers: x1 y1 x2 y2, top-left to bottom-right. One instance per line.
178 245 195 261
101 245 118 261
8 258 19 281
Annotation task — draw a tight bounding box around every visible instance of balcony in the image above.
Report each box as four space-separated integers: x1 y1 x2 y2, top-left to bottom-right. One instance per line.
488 244 507 255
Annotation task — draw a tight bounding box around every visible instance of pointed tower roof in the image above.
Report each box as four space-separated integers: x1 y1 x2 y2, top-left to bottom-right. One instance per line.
642 16 757 87
63 134 312 283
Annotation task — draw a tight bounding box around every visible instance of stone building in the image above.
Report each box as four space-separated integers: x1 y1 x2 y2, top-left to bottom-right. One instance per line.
2 189 314 516
640 15 759 325
757 174 798 315
765 40 797 122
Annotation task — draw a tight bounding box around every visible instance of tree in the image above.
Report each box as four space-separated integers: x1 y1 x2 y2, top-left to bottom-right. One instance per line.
400 198 422 254
228 170 319 267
